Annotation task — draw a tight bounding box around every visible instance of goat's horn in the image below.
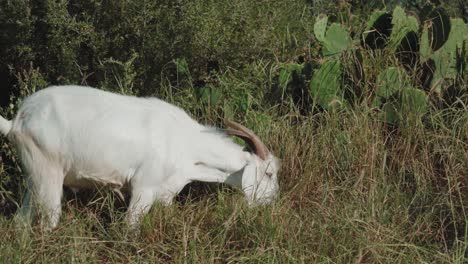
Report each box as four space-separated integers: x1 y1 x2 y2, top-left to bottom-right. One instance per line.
224 119 269 160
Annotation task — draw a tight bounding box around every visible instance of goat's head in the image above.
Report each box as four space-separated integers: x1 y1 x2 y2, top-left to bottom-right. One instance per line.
225 120 280 205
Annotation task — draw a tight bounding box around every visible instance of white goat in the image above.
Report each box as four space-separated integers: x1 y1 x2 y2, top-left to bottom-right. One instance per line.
0 85 279 229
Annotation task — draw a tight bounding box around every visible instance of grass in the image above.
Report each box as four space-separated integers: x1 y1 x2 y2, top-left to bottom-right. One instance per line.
0 101 466 262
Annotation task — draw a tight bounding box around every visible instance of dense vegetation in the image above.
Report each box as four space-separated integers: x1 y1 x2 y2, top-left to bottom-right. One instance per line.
0 0 466 262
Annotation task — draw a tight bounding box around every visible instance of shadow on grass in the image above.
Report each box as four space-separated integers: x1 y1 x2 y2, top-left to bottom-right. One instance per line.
1 179 236 227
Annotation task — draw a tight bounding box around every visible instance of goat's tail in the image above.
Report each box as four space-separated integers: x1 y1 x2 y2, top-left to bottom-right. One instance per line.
0 115 12 136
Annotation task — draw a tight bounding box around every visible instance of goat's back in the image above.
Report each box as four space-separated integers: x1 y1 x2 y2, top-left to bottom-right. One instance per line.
9 86 201 179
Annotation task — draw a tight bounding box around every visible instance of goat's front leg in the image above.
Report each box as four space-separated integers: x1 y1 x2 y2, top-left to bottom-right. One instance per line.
126 187 157 229
126 184 179 229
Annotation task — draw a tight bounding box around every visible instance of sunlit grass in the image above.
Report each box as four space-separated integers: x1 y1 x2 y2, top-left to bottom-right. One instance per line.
1 102 466 262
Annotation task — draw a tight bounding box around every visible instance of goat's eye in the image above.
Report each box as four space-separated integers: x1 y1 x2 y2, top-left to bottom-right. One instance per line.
266 172 273 177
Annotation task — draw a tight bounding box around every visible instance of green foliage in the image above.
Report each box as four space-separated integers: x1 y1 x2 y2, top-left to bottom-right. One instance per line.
419 6 464 96
426 18 467 94
373 66 409 107
420 6 451 57
362 10 393 49
359 4 466 120
100 53 139 95
0 0 312 100
313 14 328 43
389 6 420 51
366 10 388 31
373 66 428 125
313 14 353 56
402 87 427 113
278 63 305 101
174 58 190 78
279 64 304 90
420 21 432 61
362 4 466 99
380 87 428 125
310 60 344 110
324 24 354 56
197 85 222 108
0 0 35 65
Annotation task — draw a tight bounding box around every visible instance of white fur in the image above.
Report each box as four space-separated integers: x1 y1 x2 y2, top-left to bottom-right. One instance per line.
0 85 279 229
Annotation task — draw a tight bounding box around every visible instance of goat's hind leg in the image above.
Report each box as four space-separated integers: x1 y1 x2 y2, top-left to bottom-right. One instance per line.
34 165 64 230
15 178 35 228
18 153 64 230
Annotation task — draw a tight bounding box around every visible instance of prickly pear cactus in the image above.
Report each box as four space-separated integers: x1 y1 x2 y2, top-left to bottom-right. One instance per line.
279 63 304 90
381 87 428 125
373 67 409 107
379 89 428 125
362 10 392 49
420 6 451 61
310 59 344 110
313 15 353 56
373 66 427 125
314 14 328 43
277 63 306 102
391 6 421 66
424 18 467 95
401 88 427 114
389 6 419 50
419 22 432 62
198 85 222 107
